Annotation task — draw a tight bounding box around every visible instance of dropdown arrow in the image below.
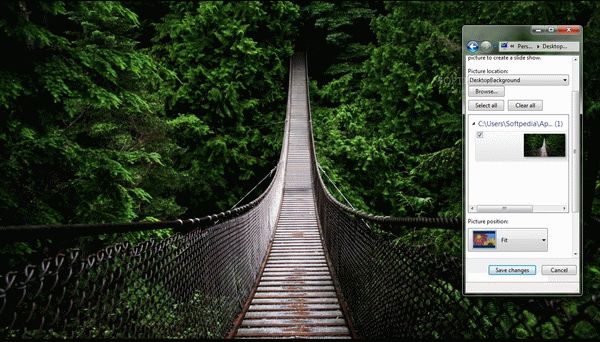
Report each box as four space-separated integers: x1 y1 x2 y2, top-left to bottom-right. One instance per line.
542 239 546 241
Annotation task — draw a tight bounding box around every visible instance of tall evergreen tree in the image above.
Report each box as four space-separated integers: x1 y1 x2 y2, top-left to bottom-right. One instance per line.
153 1 299 214
0 1 182 225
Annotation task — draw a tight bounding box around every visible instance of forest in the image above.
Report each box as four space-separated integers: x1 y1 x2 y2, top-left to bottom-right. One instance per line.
1 0 600 339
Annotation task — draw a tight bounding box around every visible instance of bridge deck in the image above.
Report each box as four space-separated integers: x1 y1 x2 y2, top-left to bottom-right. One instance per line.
233 55 351 339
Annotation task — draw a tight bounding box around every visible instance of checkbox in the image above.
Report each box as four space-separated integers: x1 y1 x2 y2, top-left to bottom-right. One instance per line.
477 131 484 138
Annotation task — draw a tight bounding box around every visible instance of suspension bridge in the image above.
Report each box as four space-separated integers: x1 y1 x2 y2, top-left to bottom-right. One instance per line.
0 53 597 339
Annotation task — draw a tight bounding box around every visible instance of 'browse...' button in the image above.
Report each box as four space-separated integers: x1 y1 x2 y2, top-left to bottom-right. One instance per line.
469 86 505 97
468 100 504 111
489 265 536 275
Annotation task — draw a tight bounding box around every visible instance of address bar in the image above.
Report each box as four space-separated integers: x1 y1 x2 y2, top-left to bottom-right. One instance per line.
498 41 579 52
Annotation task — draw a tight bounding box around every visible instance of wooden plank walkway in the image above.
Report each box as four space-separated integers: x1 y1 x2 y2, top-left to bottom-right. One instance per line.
233 55 351 339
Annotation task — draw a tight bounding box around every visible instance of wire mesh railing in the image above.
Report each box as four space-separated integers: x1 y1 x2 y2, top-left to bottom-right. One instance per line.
0 214 272 338
304 54 599 339
0 168 287 338
311 192 600 338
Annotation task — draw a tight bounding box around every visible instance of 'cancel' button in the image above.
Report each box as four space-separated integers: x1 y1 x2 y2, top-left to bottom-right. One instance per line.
542 265 577 275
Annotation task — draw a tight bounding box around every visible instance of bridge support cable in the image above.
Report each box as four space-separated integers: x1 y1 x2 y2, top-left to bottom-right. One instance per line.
316 163 357 211
317 162 372 230
230 165 277 210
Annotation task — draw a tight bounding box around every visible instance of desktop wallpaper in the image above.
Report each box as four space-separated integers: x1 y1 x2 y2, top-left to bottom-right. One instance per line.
0 1 598 339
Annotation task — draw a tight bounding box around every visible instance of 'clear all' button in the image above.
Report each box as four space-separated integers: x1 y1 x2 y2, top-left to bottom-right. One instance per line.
508 100 543 111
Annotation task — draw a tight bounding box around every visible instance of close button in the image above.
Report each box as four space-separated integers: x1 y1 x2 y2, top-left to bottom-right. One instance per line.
541 265 577 275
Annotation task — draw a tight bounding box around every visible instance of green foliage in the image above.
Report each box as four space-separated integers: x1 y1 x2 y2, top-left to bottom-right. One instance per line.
0 0 302 281
310 1 464 217
309 1 600 220
0 1 182 227
0 0 299 239
153 1 299 214
302 1 376 81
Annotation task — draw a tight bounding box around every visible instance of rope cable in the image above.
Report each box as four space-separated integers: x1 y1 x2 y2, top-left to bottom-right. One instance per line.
317 162 372 229
230 165 277 210
317 163 357 210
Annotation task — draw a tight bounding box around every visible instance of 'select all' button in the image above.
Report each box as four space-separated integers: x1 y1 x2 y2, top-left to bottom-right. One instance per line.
468 100 504 111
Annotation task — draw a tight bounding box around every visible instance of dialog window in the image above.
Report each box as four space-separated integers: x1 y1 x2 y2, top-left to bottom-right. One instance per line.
462 25 582 295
